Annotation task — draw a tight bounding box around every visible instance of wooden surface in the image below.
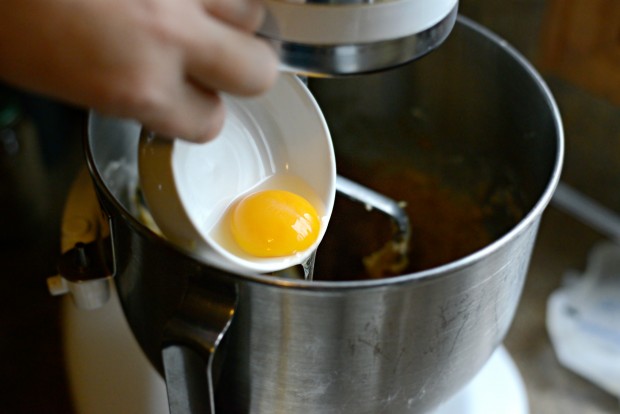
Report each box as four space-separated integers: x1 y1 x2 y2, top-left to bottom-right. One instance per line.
539 0 620 106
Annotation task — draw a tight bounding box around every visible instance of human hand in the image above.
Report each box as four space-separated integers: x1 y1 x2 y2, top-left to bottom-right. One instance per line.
0 0 279 142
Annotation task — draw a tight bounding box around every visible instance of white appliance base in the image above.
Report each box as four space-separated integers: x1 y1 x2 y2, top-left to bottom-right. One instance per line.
63 289 528 414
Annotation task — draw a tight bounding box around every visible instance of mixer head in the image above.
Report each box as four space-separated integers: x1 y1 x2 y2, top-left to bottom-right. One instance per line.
259 0 459 76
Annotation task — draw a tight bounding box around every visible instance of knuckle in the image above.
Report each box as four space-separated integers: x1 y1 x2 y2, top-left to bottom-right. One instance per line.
242 0 267 32
134 0 188 48
151 94 225 143
194 98 226 142
244 48 280 95
213 39 278 97
122 75 167 117
90 71 164 121
209 0 266 32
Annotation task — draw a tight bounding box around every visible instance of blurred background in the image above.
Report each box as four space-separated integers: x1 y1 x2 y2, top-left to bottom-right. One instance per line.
1 0 619 412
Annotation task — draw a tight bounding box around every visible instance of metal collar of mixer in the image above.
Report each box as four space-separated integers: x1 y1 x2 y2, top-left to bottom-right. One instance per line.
261 0 459 76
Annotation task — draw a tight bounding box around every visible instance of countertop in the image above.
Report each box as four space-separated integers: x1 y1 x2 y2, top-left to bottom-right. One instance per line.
1 1 620 413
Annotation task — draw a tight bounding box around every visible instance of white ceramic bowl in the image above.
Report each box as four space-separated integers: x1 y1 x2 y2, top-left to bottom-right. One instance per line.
138 74 336 273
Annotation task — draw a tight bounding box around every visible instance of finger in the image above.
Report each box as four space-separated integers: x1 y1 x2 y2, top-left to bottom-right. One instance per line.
185 17 279 97
140 81 226 142
202 0 266 32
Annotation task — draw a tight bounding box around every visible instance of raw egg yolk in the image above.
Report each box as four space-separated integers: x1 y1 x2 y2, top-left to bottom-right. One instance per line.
229 190 320 257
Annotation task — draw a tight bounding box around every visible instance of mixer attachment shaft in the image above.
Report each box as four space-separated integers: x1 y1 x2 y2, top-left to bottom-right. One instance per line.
335 175 412 278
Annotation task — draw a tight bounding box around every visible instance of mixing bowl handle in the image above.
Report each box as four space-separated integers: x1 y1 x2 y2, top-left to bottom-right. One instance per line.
161 279 237 414
48 168 115 309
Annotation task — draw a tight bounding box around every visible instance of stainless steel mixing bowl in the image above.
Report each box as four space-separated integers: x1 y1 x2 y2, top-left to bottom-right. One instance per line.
84 16 562 414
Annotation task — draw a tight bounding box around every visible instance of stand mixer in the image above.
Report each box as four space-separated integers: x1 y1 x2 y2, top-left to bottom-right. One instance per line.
48 4 563 414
